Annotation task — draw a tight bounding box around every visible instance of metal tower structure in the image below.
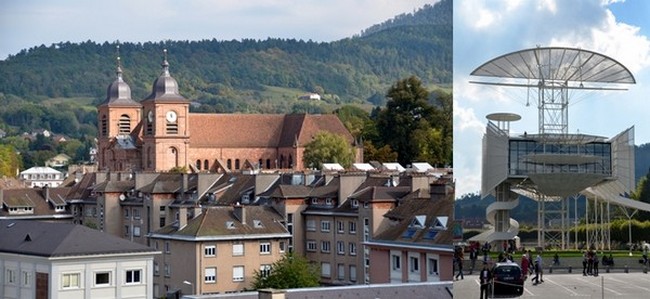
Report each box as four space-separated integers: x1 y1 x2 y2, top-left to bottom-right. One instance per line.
469 46 636 250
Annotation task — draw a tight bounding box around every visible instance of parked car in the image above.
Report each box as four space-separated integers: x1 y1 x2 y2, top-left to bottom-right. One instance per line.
488 262 524 298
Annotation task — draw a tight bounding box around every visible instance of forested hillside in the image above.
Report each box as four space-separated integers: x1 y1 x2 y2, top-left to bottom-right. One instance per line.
0 1 451 110
0 0 453 172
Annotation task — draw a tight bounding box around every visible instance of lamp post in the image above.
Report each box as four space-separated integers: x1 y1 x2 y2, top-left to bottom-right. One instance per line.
183 280 193 296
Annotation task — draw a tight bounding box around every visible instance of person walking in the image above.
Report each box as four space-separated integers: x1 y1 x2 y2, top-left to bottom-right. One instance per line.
531 258 540 285
582 251 588 276
521 254 530 279
593 252 599 276
536 254 544 283
455 254 465 280
470 247 478 274
479 262 492 299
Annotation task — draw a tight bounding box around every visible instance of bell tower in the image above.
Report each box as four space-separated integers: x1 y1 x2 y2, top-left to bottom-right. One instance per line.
141 50 190 172
96 46 142 171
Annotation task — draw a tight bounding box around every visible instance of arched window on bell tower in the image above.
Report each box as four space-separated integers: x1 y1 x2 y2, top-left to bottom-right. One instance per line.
170 147 179 168
118 114 131 134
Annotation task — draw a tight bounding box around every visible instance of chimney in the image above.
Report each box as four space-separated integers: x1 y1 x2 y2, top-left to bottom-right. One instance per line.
182 173 189 193
44 185 50 203
178 207 188 229
233 203 246 225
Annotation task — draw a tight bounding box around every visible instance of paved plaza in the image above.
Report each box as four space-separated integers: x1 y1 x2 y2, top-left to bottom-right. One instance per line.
453 272 650 299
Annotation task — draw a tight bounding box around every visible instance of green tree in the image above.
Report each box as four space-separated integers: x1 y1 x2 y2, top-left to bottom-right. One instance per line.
632 171 650 221
303 131 355 169
363 141 398 163
376 76 452 166
334 105 370 138
252 252 320 290
0 144 21 177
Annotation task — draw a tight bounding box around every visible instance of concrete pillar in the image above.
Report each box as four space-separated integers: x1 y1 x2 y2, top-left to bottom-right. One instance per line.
258 289 286 299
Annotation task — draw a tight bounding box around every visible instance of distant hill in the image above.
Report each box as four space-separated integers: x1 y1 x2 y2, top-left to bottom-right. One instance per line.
0 0 451 114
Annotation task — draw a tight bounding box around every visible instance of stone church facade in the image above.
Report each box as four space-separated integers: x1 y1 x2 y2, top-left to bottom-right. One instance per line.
97 55 362 173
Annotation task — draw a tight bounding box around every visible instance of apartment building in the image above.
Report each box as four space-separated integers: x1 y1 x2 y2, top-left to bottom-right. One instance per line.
366 178 455 283
0 220 158 299
148 205 290 296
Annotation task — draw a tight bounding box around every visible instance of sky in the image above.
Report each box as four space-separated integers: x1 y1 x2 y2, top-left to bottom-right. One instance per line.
453 0 650 197
0 0 433 60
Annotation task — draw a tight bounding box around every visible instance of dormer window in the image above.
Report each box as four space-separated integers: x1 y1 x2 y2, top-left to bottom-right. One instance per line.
351 199 358 207
311 198 318 205
253 220 263 228
226 221 235 229
242 194 250 204
325 198 333 205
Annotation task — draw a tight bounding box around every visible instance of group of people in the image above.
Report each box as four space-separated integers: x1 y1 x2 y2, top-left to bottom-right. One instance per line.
582 250 600 276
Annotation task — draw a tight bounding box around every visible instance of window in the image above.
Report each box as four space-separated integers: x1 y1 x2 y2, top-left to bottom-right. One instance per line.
306 220 316 231
321 241 331 253
307 240 317 252
22 271 30 286
349 265 357 282
125 270 141 284
196 160 202 170
233 242 244 256
119 114 131 134
349 242 357 256
133 208 141 220
392 255 401 270
164 264 170 277
6 269 16 284
311 198 318 205
205 268 216 283
260 265 272 278
363 202 369 208
154 262 159 276
337 221 344 233
95 272 110 286
321 262 331 278
165 241 170 254
321 220 331 232
409 256 420 273
279 241 286 253
349 221 357 234
62 273 80 288
235 159 240 169
133 226 141 237
204 159 209 170
337 241 345 255
428 258 439 275
124 208 130 218
124 225 130 236
233 266 244 282
260 242 271 254
337 264 345 280
205 245 216 257
326 198 333 205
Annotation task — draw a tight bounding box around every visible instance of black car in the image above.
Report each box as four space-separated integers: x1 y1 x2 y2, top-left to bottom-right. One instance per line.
488 262 524 298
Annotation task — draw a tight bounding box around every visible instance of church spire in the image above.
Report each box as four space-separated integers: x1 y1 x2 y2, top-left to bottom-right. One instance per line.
116 44 123 81
162 48 170 76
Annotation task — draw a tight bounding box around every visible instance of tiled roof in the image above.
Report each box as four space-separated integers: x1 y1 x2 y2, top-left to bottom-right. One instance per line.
138 173 182 194
349 186 411 203
65 172 96 200
267 184 312 198
1 188 72 217
153 206 289 239
188 113 354 148
0 220 156 257
374 192 454 245
93 180 135 193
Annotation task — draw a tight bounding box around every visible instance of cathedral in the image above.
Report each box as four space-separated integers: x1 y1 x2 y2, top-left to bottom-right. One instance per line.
97 52 362 173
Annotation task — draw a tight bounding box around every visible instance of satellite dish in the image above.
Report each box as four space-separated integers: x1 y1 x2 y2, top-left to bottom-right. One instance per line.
119 194 126 201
